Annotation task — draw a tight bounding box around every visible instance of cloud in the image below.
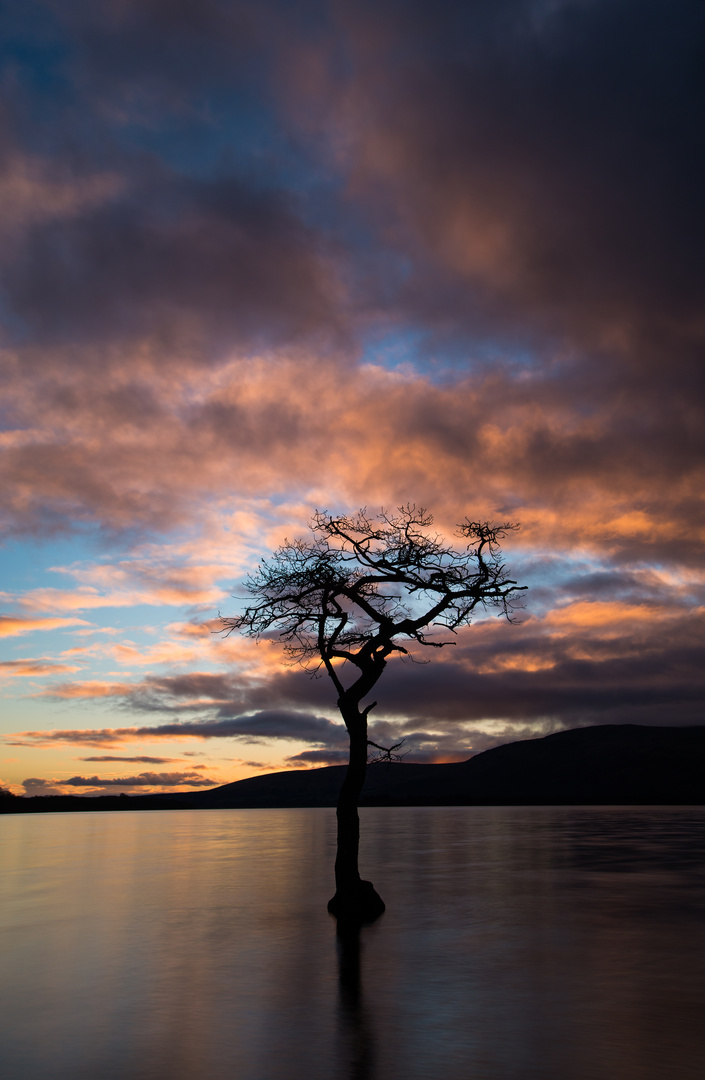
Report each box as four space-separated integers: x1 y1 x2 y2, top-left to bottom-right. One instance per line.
1 349 702 567
108 641 204 666
19 779 66 797
34 679 137 699
6 708 348 749
78 755 182 763
2 159 337 359
285 748 351 767
0 0 703 758
321 2 705 354
0 153 123 240
0 659 81 677
5 583 699 743
21 770 215 794
61 771 214 787
14 561 230 613
9 596 705 751
1 7 698 542
0 616 90 637
34 670 244 704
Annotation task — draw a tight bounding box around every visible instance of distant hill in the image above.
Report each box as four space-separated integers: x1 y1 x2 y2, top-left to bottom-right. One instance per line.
3 725 705 813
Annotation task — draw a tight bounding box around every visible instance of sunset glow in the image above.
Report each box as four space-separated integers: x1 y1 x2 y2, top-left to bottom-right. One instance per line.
1 0 704 796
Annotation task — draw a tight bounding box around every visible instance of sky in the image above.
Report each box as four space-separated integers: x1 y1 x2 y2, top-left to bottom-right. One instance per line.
1 0 704 796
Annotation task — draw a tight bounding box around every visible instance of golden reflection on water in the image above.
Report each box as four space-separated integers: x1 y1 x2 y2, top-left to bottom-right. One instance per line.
1 806 705 1080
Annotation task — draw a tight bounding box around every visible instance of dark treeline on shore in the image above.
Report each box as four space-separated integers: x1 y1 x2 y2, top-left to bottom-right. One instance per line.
3 725 705 814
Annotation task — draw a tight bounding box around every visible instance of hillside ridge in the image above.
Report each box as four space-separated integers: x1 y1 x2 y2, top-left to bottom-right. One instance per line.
4 724 704 812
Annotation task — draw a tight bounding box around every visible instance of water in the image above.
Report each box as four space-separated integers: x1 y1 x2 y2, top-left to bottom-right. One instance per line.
1 806 704 1080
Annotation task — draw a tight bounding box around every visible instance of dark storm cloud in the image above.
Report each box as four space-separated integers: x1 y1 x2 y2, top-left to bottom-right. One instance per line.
5 174 337 351
3 0 704 366
53 0 264 96
0 0 340 359
324 0 705 355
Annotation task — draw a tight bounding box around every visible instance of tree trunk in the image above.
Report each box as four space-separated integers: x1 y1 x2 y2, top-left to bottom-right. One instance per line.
327 704 385 923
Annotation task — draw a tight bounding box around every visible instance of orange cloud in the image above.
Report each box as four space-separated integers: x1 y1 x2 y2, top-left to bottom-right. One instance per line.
544 601 673 631
0 659 82 677
1 344 702 589
0 615 90 637
109 641 203 666
33 679 136 699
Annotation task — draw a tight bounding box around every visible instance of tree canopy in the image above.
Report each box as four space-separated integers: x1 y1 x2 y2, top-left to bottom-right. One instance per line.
222 505 525 705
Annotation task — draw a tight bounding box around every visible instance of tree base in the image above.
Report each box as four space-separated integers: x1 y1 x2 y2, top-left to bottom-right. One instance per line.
328 879 386 924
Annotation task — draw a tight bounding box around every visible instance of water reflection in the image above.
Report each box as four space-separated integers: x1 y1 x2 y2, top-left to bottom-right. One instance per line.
336 921 376 1080
1 806 704 1080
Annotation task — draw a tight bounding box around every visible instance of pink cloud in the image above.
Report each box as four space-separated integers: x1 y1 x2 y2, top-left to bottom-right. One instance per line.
33 679 136 699
0 658 82 677
0 615 90 637
1 352 701 569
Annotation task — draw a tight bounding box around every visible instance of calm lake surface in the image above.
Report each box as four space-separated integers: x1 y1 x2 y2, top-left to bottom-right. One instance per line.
2 806 704 1080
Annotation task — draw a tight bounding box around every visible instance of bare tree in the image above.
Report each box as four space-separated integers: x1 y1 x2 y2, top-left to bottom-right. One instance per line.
221 506 526 921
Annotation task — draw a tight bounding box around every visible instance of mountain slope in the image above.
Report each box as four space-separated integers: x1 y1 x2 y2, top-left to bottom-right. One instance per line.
4 725 704 812
185 724 705 808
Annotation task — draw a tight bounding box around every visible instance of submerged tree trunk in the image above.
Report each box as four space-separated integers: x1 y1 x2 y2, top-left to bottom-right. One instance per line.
327 702 385 923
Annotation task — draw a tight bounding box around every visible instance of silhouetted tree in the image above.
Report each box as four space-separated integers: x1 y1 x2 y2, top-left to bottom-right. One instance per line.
222 506 526 920
0 786 21 811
